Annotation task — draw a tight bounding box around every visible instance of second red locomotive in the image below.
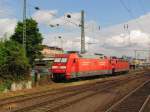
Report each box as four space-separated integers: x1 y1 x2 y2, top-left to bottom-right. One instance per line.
51 53 129 80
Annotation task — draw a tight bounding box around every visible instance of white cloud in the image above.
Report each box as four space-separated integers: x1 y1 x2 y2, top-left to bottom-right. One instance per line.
0 0 16 19
43 31 100 52
32 10 82 29
32 9 100 32
0 18 17 38
0 5 17 38
92 13 150 57
0 9 10 17
105 30 150 48
32 10 58 25
85 21 99 33
0 1 17 38
33 10 102 53
34 10 150 57
130 30 150 46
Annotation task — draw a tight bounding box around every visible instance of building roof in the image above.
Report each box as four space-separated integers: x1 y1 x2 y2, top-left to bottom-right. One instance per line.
43 45 63 51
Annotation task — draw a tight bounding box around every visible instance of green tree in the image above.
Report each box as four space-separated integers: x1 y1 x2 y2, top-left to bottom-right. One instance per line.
11 18 43 65
0 40 30 81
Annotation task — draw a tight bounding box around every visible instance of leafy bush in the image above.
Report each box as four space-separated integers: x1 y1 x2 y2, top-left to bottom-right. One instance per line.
0 80 12 92
0 40 30 81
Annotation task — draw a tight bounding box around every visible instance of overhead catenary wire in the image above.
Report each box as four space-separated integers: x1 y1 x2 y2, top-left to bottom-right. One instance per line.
137 0 150 62
138 0 147 14
119 0 144 32
0 1 20 19
119 0 150 60
137 0 150 22
119 0 148 49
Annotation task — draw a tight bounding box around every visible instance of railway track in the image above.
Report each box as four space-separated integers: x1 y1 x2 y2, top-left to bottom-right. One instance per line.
21 80 126 112
0 79 114 107
0 74 148 112
139 95 150 112
105 79 150 112
0 71 144 106
12 75 147 112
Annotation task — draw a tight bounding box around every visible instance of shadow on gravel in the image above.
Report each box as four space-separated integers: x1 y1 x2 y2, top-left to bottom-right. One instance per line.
54 72 128 83
144 73 150 75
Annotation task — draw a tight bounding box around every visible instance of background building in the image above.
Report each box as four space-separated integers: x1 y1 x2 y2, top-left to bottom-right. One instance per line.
41 45 64 58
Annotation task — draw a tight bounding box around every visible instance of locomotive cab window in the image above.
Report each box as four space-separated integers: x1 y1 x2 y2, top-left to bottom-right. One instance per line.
54 58 68 63
61 58 68 63
54 58 61 62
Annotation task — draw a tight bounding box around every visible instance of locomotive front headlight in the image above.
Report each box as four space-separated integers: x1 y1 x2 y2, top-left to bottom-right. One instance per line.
60 66 66 69
52 66 58 69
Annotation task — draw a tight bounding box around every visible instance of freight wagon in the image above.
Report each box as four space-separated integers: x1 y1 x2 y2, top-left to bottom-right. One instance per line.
51 53 129 80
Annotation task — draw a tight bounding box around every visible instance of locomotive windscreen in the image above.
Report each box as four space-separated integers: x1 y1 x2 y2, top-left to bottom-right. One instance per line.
54 58 68 63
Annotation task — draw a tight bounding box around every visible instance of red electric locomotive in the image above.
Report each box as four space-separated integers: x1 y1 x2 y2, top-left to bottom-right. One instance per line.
110 57 129 73
51 53 129 80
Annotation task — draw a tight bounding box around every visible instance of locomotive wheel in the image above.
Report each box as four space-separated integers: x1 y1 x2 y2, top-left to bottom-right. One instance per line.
112 68 115 75
52 74 66 82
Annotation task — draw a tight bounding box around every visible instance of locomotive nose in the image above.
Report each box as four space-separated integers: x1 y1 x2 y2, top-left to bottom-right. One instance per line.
51 64 67 73
52 65 66 70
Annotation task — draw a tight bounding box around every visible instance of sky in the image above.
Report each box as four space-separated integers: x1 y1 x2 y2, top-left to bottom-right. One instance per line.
3 0 150 27
1 0 150 58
